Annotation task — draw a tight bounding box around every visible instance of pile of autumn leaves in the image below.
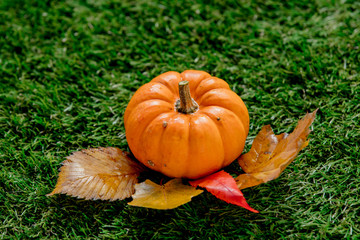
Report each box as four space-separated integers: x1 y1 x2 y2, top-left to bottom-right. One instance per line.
48 111 316 212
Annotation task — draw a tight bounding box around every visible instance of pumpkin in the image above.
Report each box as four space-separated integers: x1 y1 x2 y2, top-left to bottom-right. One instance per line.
124 70 249 179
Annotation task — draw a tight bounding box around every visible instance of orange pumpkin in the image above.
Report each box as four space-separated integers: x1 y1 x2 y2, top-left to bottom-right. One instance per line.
124 70 249 179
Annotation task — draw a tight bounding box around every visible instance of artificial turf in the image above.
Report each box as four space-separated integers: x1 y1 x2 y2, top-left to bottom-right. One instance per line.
1 0 359 239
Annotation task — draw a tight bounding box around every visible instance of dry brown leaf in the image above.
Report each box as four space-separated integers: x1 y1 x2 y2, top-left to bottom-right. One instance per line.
47 147 144 200
236 110 317 190
128 179 203 210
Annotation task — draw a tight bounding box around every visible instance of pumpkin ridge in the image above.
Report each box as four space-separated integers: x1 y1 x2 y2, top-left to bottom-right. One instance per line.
184 113 225 179
136 110 173 135
125 96 174 125
180 70 211 94
141 112 177 172
193 77 230 100
199 106 247 166
196 88 249 131
196 87 229 102
153 80 179 97
183 114 192 178
190 77 212 99
132 99 174 108
198 105 243 123
199 112 226 169
158 113 190 178
126 100 174 157
157 124 168 175
151 71 182 93
145 82 177 100
227 112 247 161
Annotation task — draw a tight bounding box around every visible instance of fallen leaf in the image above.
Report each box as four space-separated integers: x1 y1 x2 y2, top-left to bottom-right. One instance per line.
47 147 144 200
189 170 258 213
236 110 317 190
128 179 203 210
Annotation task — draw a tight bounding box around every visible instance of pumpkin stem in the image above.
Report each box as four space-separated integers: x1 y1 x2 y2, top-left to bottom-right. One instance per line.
176 81 199 114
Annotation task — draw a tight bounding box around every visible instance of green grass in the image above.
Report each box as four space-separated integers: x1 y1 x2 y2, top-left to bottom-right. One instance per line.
1 0 359 239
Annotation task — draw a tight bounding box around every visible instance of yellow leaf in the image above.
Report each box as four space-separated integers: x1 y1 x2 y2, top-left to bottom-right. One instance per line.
236 110 317 190
128 179 203 210
47 147 144 200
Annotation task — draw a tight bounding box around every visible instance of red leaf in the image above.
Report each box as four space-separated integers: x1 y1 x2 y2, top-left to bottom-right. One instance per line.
189 170 258 213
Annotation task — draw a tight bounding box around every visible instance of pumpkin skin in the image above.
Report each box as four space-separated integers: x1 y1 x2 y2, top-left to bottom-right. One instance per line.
124 70 249 179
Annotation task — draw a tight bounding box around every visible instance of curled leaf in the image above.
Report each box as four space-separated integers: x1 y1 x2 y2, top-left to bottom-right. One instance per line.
190 170 258 213
47 147 144 200
236 110 317 190
128 179 203 210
